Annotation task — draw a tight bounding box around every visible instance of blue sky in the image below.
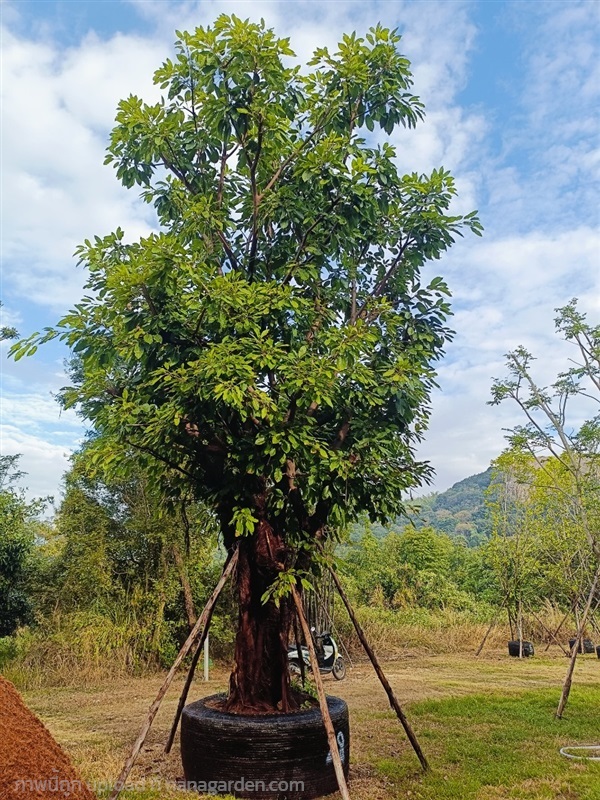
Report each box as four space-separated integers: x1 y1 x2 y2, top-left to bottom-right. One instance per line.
1 0 599 504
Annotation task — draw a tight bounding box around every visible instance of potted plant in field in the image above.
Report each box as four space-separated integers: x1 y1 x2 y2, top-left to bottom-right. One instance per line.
13 15 481 797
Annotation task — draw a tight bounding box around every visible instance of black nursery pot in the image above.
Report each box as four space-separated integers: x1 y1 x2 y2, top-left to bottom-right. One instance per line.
568 638 595 654
508 640 534 657
180 694 350 799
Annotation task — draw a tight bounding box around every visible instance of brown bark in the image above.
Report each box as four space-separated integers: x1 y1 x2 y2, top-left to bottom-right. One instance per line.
224 498 296 713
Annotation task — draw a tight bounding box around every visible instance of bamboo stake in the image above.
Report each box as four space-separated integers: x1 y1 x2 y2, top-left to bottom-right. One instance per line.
475 616 497 657
529 611 569 656
588 599 600 636
164 620 210 753
292 611 307 686
291 585 351 800
108 547 239 800
327 564 430 772
544 605 572 652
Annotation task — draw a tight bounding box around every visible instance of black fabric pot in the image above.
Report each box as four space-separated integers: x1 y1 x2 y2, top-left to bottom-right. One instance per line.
508 640 534 657
180 694 350 799
568 638 595 654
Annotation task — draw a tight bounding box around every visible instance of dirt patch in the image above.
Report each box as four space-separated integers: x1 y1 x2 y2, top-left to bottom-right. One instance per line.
0 675 96 800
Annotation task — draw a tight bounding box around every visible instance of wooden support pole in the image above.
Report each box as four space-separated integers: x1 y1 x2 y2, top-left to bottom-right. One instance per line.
529 611 569 656
292 611 307 687
108 547 239 800
164 622 210 754
204 632 210 681
544 606 572 652
588 599 600 636
327 564 430 772
556 566 600 719
291 585 351 800
517 598 524 659
475 616 497 657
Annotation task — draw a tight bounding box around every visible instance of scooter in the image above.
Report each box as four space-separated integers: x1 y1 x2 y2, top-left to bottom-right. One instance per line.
288 629 346 680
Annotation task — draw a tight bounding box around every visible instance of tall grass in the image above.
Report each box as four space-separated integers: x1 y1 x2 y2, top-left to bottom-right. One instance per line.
333 605 505 656
332 600 590 658
2 599 589 690
2 609 170 690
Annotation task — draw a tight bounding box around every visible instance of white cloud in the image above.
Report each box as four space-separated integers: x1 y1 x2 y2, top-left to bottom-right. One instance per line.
0 388 84 498
1 26 162 311
0 304 22 331
1 391 81 438
417 224 600 491
0 424 78 502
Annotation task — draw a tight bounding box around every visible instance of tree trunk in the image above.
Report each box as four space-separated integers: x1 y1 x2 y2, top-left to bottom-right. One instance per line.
172 542 197 630
517 599 523 659
224 511 296 714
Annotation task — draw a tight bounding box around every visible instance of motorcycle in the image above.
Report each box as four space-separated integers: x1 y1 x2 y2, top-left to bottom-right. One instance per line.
288 629 346 680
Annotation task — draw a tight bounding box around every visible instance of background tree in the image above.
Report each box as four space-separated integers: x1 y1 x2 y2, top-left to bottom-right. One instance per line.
486 453 548 653
38 448 229 668
341 525 483 611
490 298 599 716
0 456 46 637
13 17 481 713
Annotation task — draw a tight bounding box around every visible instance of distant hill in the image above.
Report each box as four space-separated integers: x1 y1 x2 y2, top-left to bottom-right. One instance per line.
403 468 493 546
358 468 493 547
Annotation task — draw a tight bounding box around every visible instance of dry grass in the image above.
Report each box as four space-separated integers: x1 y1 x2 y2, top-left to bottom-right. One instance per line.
18 646 600 800
334 607 558 659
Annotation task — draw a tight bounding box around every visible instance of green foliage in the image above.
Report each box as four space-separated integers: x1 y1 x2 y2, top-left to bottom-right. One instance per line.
340 525 494 611
6 447 235 679
486 450 599 614
489 299 600 611
350 469 493 546
12 16 481 557
403 469 493 545
0 456 47 637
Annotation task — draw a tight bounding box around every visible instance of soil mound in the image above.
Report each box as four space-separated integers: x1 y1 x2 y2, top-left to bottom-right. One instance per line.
0 675 96 800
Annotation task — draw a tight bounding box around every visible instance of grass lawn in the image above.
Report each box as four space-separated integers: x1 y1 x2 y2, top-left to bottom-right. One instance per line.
375 688 600 800
19 651 600 800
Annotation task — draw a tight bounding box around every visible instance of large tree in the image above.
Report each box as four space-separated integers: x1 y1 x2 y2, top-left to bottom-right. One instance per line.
13 17 481 712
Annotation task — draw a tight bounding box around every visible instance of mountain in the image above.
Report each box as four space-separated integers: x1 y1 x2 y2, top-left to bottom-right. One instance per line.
359 468 493 547
403 468 493 546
